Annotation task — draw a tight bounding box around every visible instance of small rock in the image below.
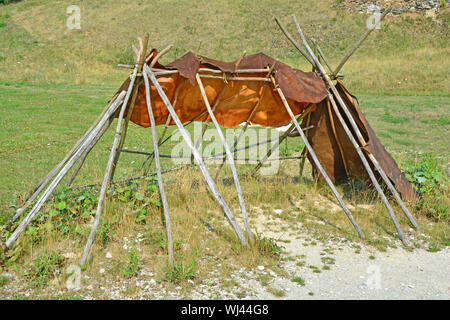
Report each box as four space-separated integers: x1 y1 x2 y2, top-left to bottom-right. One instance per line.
273 209 283 214
99 268 105 274
257 265 265 271
106 252 112 259
149 279 156 286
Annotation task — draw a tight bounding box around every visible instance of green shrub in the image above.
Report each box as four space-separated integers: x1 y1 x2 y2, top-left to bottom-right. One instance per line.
255 234 282 257
405 153 449 222
165 261 196 282
122 248 139 278
25 249 65 289
291 276 305 286
0 0 23 5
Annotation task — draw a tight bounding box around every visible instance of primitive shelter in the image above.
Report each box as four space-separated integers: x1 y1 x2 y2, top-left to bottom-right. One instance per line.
117 51 418 201
4 12 420 267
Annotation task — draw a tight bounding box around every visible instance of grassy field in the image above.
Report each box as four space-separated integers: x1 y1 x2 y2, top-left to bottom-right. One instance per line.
0 0 448 94
0 0 448 298
0 81 448 212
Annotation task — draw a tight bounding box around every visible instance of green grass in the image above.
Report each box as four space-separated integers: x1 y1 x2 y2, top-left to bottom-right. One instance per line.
0 1 448 95
24 249 65 289
291 276 305 286
0 0 449 298
0 275 9 287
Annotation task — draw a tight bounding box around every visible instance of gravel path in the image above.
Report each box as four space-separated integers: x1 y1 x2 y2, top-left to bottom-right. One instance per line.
255 241 449 300
1 214 448 300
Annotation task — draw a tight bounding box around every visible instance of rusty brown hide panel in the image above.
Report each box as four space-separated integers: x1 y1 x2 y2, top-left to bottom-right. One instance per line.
306 100 348 183
306 82 418 201
115 51 327 128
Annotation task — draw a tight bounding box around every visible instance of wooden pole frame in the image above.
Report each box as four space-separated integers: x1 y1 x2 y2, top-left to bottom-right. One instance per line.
271 75 365 238
110 34 150 182
80 63 140 265
4 91 127 250
298 111 311 179
252 104 314 176
332 7 392 77
195 73 254 244
291 14 414 242
144 64 247 247
143 69 174 267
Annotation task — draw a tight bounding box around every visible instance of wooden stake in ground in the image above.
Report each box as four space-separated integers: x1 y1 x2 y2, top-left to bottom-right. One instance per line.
143 69 174 267
196 74 254 244
291 14 412 243
4 91 127 250
80 65 140 265
144 64 247 247
270 75 365 239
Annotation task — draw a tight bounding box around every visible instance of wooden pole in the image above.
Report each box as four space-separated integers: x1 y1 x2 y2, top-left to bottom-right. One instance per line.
110 34 149 182
150 44 173 68
234 51 247 71
80 65 140 265
292 15 410 243
193 86 228 164
66 111 118 187
144 64 247 247
252 104 314 175
271 75 365 238
332 7 392 76
12 94 121 225
143 70 174 267
143 78 185 174
196 74 254 244
326 98 350 176
298 111 311 179
198 74 270 82
274 17 315 66
215 85 267 181
312 40 334 75
5 91 127 249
